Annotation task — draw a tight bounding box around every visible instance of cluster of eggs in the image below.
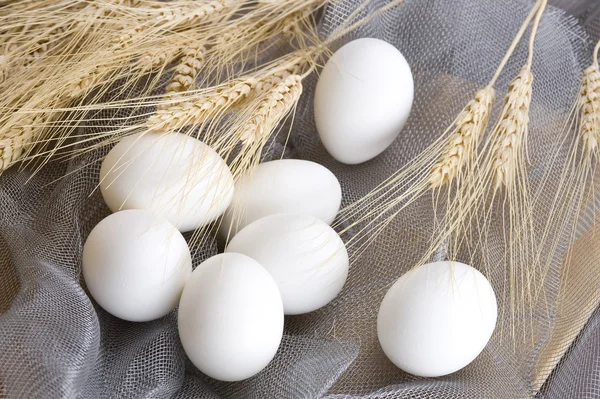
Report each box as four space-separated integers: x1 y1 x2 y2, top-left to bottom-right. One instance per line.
82 37 497 382
84 131 347 381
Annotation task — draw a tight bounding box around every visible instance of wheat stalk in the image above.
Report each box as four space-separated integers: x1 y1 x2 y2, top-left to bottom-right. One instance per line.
332 3 552 331
0 20 72 83
537 41 600 297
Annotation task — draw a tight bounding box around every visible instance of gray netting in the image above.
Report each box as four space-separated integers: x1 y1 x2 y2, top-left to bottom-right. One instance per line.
1 0 599 398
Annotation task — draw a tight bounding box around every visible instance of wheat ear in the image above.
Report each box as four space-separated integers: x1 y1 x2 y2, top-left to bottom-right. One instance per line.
69 1 233 98
282 6 316 39
0 115 39 173
430 87 495 187
147 78 259 132
0 41 18 83
253 56 309 95
580 65 600 159
491 67 534 190
239 74 303 145
150 0 233 28
148 50 312 131
166 41 206 95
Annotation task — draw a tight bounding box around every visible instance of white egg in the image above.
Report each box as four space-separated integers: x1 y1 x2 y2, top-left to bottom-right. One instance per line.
377 261 497 377
219 159 342 238
225 214 348 315
82 210 192 322
178 253 283 381
314 38 414 164
100 132 234 232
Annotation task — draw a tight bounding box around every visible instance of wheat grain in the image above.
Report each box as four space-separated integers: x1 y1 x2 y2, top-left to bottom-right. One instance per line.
166 41 205 94
430 86 495 187
68 64 104 98
92 1 232 93
139 47 170 71
74 0 127 29
490 67 533 190
240 74 302 144
111 25 145 50
23 26 67 67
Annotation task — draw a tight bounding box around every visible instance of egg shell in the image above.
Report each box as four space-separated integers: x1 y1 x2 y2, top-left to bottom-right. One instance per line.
82 209 192 322
314 37 414 164
178 253 284 381
100 132 234 232
225 213 349 315
377 261 497 377
220 159 342 238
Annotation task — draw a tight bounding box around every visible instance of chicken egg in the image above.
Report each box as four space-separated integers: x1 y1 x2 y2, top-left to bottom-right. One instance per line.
100 132 234 232
225 213 349 315
314 38 413 164
377 261 497 377
219 159 342 238
82 209 192 322
178 253 284 381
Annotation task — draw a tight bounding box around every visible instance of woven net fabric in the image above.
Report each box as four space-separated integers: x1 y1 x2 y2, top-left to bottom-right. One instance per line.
0 0 598 398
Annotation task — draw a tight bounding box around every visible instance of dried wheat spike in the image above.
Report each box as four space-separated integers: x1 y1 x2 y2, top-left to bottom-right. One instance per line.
166 42 205 94
153 0 231 27
0 24 66 82
148 77 259 131
240 74 303 144
0 43 18 83
430 86 495 187
0 115 37 172
579 65 600 157
254 57 308 95
282 7 314 39
491 67 534 190
113 1 230 50
111 25 145 50
23 26 67 67
140 48 170 71
69 65 102 98
75 1 124 29
118 0 145 6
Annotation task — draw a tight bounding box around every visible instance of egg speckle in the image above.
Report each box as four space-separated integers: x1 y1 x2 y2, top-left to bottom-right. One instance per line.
226 213 348 315
82 209 192 322
100 132 234 232
377 261 497 377
314 38 414 164
178 253 284 381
